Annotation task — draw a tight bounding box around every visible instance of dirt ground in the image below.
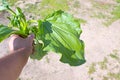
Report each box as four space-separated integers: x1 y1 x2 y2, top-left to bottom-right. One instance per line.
0 0 120 80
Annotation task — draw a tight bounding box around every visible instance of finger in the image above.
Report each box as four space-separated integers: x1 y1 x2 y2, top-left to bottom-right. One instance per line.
27 34 35 54
27 34 34 41
32 45 35 54
10 34 20 38
27 34 35 46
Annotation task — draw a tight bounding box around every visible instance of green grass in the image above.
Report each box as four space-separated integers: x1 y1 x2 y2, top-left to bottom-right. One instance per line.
112 4 120 19
25 0 69 18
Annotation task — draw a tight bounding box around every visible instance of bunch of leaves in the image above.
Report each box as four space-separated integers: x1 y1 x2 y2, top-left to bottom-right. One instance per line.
0 0 85 66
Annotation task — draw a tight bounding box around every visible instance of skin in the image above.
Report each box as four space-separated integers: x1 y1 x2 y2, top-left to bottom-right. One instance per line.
0 34 34 80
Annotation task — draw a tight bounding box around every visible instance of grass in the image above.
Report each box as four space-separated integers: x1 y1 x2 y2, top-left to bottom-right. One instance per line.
7 0 18 6
79 18 87 24
103 76 109 80
103 4 120 26
25 0 69 18
88 63 96 75
0 0 18 6
112 4 120 19
25 0 86 24
98 57 108 70
116 0 120 3
109 53 119 60
91 12 107 19
45 56 50 63
88 49 120 79
108 72 120 80
109 50 120 63
103 18 116 26
73 0 80 8
102 72 120 80
92 0 111 10
90 0 120 27
105 50 120 80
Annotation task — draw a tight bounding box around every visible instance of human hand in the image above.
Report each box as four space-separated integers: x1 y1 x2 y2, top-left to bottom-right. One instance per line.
9 34 34 55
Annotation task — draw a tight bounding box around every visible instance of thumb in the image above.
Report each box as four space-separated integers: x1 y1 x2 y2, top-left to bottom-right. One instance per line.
27 34 34 42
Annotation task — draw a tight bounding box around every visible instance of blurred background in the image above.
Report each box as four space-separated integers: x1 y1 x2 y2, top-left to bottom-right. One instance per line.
0 0 120 80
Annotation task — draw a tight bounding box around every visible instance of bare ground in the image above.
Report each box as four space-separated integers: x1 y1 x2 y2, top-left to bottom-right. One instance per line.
0 0 120 80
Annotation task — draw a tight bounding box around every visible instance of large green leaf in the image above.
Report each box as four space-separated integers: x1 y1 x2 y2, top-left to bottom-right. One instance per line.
31 10 86 66
0 25 14 42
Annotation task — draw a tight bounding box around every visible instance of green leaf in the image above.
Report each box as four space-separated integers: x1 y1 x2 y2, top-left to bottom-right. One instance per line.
0 6 7 11
7 7 29 35
30 44 47 60
0 0 8 11
0 25 14 42
32 10 86 66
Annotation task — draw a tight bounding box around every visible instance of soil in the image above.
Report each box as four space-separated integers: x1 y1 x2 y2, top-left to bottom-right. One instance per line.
0 0 120 80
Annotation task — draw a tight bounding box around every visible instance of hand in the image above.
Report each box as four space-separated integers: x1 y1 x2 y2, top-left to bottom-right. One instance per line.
9 34 34 55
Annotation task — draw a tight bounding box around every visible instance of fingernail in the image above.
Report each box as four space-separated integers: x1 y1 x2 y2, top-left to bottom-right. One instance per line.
31 34 35 38
28 34 34 39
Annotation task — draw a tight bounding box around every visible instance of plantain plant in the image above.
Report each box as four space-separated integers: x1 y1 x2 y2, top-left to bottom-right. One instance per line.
0 0 85 66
